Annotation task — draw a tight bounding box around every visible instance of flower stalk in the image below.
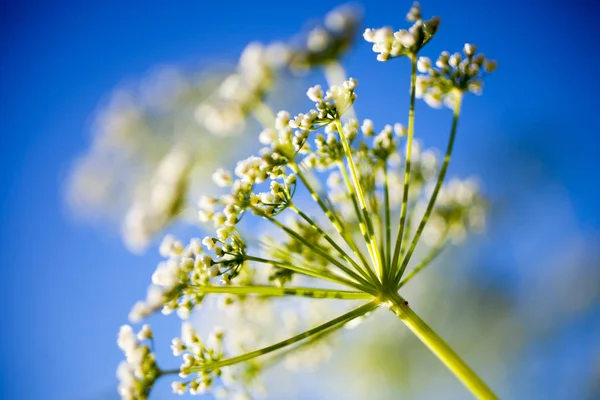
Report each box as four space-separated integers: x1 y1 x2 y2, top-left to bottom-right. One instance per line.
386 292 498 399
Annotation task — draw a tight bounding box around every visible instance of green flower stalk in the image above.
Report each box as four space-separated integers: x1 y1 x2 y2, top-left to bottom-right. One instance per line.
116 2 497 399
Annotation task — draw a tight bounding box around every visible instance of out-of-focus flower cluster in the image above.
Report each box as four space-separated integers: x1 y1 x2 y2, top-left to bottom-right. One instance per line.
195 4 362 137
117 325 160 400
67 5 363 253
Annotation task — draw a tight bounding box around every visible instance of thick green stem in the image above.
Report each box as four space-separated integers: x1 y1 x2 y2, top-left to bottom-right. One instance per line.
391 54 418 282
394 92 463 286
386 293 497 400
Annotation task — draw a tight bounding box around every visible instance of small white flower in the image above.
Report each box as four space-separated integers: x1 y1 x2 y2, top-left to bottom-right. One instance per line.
361 119 374 136
463 43 477 56
117 325 137 355
171 338 184 356
172 381 187 395
212 168 232 187
306 85 324 102
137 324 152 341
417 56 431 73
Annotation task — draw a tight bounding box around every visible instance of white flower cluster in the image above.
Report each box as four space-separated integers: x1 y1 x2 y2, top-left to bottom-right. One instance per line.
129 234 211 322
195 42 289 136
123 148 191 253
170 322 225 395
363 2 440 61
416 43 498 109
117 325 159 400
195 4 363 136
66 67 248 253
290 5 361 69
295 78 358 131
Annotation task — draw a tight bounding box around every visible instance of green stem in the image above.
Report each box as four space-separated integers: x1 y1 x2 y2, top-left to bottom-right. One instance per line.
334 119 384 280
336 160 381 284
394 92 463 286
383 162 392 282
386 293 497 400
391 53 418 282
290 163 369 270
264 215 373 291
187 301 379 373
245 254 361 291
289 203 374 283
186 284 372 300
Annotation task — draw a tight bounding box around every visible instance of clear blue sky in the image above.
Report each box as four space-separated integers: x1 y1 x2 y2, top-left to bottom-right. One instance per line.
1 0 599 399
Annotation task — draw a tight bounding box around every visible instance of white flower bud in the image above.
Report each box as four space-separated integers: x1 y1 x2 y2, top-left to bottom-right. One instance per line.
463 43 477 56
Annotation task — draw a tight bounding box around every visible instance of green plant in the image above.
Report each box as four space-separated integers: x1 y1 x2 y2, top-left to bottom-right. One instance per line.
116 3 497 399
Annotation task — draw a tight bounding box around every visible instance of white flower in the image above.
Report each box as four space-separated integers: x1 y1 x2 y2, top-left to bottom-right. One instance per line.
417 56 431 73
361 119 374 136
463 43 477 56
306 85 324 102
307 27 331 52
212 168 232 187
172 381 187 395
137 324 152 341
171 338 184 356
117 325 137 356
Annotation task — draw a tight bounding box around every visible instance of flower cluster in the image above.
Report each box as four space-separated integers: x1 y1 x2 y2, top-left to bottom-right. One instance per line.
416 43 498 109
363 2 440 61
170 323 226 395
196 4 362 136
123 148 192 252
290 5 361 69
69 4 362 254
195 42 288 136
117 325 160 400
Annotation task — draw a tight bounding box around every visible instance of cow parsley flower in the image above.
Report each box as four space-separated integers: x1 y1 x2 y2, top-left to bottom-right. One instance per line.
115 4 499 400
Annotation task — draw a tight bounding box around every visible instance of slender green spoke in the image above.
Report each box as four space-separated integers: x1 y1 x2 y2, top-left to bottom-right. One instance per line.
391 54 418 282
187 301 380 373
400 201 418 258
394 93 463 285
289 203 373 283
334 119 384 280
387 293 497 400
290 163 369 270
263 216 375 291
398 234 448 289
383 163 392 282
291 163 345 232
336 161 380 284
245 255 361 290
186 284 372 300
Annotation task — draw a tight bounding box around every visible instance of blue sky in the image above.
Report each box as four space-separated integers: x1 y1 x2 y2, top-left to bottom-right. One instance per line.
1 0 599 399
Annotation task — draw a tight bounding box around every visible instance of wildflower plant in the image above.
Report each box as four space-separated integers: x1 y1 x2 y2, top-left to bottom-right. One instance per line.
117 3 498 399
